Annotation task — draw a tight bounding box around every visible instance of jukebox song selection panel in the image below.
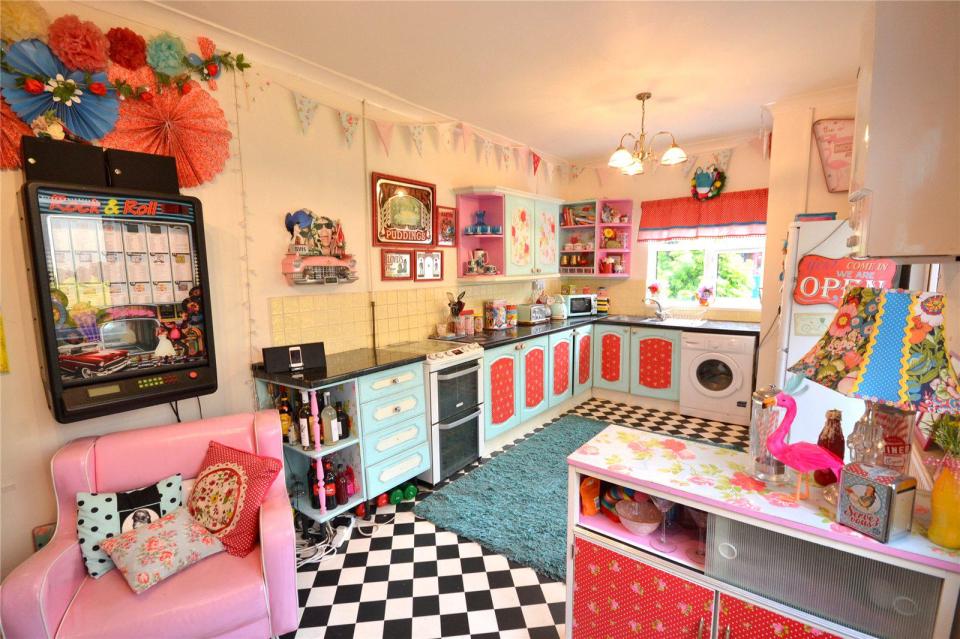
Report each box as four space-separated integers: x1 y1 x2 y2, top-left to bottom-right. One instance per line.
46 216 198 308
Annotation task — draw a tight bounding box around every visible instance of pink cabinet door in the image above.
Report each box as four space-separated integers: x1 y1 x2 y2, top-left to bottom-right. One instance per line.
572 536 714 638
717 593 842 639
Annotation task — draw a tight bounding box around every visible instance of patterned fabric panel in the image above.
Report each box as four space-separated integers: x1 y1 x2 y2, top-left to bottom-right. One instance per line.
579 335 592 385
553 341 571 395
490 357 516 425
639 337 673 389
601 334 622 382
718 593 841 639
572 537 713 638
525 347 545 408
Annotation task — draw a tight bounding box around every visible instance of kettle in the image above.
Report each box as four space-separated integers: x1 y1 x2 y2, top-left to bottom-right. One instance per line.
549 295 567 321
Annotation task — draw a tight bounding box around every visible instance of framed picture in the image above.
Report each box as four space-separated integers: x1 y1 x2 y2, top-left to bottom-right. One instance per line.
435 205 457 247
371 173 436 247
812 118 854 193
381 249 413 281
414 250 444 281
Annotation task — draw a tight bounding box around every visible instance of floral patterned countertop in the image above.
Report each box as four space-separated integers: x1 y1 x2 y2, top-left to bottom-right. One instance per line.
568 425 959 574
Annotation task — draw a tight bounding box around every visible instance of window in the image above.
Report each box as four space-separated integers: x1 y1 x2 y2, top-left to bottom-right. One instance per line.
647 237 765 308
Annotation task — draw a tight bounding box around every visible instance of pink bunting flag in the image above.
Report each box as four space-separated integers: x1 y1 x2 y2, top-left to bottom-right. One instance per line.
532 152 542 175
408 124 425 156
373 120 395 156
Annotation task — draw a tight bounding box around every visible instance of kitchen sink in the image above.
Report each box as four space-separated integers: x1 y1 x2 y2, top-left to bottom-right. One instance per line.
604 315 707 328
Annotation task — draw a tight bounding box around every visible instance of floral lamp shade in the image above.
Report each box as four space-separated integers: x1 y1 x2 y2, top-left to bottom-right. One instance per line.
789 287 960 414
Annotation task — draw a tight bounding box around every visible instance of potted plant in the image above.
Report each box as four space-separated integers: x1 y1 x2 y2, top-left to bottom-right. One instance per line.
928 423 960 549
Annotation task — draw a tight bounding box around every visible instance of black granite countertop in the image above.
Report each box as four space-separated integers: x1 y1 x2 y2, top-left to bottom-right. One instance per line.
596 315 761 336
251 341 451 389
438 316 598 348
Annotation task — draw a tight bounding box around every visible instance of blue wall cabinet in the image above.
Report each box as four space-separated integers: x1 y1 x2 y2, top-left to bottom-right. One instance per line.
629 327 681 400
484 343 521 441
573 324 594 396
533 200 560 275
593 324 630 392
504 194 536 276
548 329 574 408
520 336 550 422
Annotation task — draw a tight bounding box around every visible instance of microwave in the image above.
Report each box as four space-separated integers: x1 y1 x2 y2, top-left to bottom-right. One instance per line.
565 294 597 317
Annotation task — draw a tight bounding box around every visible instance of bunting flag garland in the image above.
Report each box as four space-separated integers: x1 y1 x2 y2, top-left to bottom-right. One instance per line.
338 110 360 146
713 147 734 171
460 123 473 153
436 121 455 148
570 165 584 181
482 138 494 163
293 92 320 135
373 120 395 155
595 167 604 187
532 152 542 175
408 123 425 156
500 145 511 170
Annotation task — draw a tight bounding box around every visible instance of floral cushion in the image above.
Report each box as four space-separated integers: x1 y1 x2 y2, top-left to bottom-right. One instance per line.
76 473 182 578
100 506 223 594
187 441 281 557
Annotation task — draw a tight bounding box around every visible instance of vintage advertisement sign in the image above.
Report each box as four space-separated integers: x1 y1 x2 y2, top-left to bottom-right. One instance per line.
793 255 897 307
371 173 436 247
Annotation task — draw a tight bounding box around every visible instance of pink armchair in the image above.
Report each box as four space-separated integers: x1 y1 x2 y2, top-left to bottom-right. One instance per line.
0 410 298 639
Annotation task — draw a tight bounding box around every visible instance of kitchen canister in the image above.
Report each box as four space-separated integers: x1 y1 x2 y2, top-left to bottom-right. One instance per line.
484 300 507 330
505 304 518 327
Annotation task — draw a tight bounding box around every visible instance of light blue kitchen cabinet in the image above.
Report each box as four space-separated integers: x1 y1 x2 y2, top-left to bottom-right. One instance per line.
533 200 560 275
573 324 594 396
519 336 549 422
504 194 536 276
629 327 681 400
483 342 521 441
592 324 630 392
547 329 574 408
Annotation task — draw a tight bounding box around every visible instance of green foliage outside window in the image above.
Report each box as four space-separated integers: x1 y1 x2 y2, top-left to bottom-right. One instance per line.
656 250 704 301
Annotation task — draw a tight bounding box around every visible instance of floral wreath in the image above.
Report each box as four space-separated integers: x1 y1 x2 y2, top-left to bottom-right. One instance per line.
690 165 726 201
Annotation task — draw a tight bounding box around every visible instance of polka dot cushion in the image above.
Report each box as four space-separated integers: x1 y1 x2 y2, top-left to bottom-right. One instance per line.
188 441 281 557
76 473 182 579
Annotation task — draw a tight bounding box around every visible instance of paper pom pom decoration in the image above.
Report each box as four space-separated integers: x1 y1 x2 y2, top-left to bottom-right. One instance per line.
101 76 231 188
146 32 186 77
0 39 118 141
1 98 33 169
106 27 147 70
1 0 50 44
47 14 109 72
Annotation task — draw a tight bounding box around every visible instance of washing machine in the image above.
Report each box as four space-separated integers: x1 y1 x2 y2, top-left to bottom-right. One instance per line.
679 332 756 425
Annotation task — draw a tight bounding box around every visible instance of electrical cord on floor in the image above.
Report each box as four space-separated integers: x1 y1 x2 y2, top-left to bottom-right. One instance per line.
295 536 337 568
356 514 395 537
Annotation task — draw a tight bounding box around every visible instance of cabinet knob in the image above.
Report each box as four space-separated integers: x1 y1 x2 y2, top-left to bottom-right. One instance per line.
393 406 402 413
392 377 401 384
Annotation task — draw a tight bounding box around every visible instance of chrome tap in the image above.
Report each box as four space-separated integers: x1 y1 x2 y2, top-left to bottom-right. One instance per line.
646 298 667 321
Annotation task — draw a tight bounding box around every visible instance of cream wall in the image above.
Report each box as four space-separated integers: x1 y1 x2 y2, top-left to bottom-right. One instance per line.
0 1 565 577
559 135 771 319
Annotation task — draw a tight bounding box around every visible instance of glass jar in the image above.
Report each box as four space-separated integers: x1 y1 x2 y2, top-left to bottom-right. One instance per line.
928 452 960 549
749 385 788 484
814 409 845 486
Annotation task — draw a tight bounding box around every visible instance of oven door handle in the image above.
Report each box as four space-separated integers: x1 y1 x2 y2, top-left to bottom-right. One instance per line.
438 409 482 431
435 365 481 381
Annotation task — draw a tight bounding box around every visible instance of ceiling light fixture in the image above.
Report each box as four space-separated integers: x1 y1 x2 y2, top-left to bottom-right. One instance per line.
608 92 687 175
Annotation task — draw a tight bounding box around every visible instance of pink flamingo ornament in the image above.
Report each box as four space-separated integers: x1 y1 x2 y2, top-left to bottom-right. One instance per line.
766 393 845 500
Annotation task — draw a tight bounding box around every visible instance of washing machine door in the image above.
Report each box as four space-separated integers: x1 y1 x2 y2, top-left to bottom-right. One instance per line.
688 352 744 398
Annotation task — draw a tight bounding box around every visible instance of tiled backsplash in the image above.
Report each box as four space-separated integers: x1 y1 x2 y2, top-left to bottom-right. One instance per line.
268 280 561 353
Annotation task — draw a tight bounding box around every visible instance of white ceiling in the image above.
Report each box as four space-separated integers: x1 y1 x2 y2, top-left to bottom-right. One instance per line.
162 1 867 161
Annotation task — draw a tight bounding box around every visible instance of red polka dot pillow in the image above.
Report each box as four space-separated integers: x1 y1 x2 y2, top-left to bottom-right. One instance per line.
187 441 282 557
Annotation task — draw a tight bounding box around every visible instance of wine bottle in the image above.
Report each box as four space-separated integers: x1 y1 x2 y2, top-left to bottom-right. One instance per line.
309 391 322 452
298 390 312 450
277 389 293 443
336 464 349 506
335 401 350 439
307 461 321 509
321 391 340 445
323 460 337 510
284 389 299 445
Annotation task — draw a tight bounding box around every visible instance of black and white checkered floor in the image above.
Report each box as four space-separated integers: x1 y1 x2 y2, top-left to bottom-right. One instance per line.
284 399 749 638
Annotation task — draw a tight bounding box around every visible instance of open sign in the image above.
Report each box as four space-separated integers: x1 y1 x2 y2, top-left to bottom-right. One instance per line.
793 255 897 307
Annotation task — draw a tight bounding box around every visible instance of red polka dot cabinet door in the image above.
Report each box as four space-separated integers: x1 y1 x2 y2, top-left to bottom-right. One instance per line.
553 340 570 396
578 335 592 386
489 355 516 426
639 337 672 389
717 593 842 639
601 334 621 382
524 346 544 408
572 536 714 638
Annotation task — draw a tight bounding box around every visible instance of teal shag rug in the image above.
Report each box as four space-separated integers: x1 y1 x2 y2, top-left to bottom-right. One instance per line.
413 415 607 581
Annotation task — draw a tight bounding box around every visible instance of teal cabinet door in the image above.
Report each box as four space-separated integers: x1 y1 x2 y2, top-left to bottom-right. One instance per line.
573 324 594 396
484 343 520 441
519 336 549 421
533 200 559 275
504 194 535 276
629 327 681 400
593 324 630 392
548 330 574 408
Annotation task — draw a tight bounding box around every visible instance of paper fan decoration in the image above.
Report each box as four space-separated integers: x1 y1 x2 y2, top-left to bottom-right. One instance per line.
101 68 231 188
1 97 33 168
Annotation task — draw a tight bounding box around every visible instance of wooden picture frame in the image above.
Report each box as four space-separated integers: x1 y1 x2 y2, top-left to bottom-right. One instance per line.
435 205 457 248
414 250 444 281
380 249 413 280
371 172 436 247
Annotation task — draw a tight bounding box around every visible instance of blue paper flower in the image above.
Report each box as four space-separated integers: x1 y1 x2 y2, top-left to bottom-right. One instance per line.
0 39 118 140
146 32 186 76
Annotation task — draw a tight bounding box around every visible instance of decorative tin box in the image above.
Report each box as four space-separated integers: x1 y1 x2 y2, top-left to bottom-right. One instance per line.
837 463 916 542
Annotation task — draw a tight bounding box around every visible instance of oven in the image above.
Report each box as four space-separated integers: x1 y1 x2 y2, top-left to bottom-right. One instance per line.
565 294 597 317
421 347 484 485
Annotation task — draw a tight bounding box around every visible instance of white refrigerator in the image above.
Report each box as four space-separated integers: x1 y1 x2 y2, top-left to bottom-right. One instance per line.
775 219 899 445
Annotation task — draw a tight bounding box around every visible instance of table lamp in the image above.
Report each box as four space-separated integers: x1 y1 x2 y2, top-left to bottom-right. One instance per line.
787 287 960 472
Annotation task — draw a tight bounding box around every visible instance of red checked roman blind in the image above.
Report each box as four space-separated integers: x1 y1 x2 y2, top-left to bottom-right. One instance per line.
637 188 768 242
